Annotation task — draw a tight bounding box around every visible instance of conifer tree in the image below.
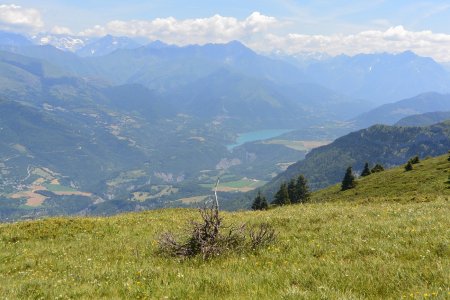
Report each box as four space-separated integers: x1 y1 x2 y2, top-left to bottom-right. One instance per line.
341 166 356 191
272 183 291 206
360 162 371 177
295 175 311 203
405 161 413 171
251 192 261 210
260 195 268 210
410 156 420 164
287 178 297 204
371 164 384 173
251 191 268 210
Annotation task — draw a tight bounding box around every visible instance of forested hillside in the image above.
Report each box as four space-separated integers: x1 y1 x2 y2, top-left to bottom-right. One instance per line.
251 122 450 203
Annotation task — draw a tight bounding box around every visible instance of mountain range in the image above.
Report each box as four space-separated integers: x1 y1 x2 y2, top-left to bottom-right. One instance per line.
351 92 450 128
304 51 450 103
395 111 450 126
1 30 450 219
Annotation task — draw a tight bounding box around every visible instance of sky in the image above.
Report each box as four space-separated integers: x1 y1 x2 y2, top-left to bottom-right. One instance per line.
2 1 450 61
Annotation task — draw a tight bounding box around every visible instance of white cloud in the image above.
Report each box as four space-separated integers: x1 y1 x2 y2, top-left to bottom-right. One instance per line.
79 12 277 45
0 4 43 31
1 6 449 63
250 26 450 62
50 26 73 35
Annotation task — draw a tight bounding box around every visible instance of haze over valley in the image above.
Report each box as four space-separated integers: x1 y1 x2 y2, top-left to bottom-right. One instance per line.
1 3 450 218
1 2 450 299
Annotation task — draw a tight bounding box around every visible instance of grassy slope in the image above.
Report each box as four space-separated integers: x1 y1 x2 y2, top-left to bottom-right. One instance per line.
312 155 449 203
0 155 449 299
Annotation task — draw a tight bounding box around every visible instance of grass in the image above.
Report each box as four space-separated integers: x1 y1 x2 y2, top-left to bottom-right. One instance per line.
0 155 449 299
312 155 450 204
43 184 77 193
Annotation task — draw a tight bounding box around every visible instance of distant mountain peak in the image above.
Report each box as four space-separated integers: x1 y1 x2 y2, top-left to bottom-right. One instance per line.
0 31 33 47
146 40 170 49
76 35 142 57
32 34 88 52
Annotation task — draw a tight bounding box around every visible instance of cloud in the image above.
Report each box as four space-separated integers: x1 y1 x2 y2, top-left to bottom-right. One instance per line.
79 12 277 45
50 26 73 35
1 6 449 63
250 26 450 62
0 4 43 31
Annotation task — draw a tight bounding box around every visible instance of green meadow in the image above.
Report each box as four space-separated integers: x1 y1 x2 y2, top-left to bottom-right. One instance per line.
1 155 449 299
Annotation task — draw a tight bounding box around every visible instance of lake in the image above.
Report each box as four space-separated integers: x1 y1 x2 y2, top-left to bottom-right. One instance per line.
227 129 292 151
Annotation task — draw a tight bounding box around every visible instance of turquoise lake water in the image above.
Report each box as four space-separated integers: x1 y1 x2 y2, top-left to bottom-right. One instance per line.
227 129 292 151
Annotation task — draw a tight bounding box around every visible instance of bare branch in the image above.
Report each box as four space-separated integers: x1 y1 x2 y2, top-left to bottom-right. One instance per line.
214 177 220 211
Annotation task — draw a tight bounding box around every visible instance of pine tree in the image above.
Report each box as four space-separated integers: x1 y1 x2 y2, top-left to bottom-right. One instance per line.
295 175 311 203
251 192 262 210
251 191 268 210
371 164 384 173
287 178 297 204
405 161 413 171
260 195 268 210
341 166 356 191
272 183 291 206
360 162 371 177
410 156 420 164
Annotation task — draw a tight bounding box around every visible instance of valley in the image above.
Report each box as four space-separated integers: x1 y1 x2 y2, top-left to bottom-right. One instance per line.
1 31 450 221
1 3 450 298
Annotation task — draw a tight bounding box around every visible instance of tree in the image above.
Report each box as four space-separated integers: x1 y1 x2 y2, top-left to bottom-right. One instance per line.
341 167 356 191
371 164 384 173
272 183 290 206
251 191 268 210
410 156 420 164
295 175 311 203
287 178 297 204
360 162 371 177
405 161 413 171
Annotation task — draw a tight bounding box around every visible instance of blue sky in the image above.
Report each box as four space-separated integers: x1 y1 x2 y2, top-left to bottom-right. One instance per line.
2 1 450 61
9 0 450 34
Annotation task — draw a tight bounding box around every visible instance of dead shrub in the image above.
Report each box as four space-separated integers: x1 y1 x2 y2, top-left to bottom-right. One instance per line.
158 181 275 259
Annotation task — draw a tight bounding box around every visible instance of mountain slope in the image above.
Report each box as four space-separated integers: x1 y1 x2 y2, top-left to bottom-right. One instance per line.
4 45 97 77
351 92 450 128
76 35 141 57
306 51 450 103
0 31 32 47
311 154 450 203
0 99 147 189
256 121 450 201
395 111 450 126
168 69 370 129
88 40 306 90
1 154 448 298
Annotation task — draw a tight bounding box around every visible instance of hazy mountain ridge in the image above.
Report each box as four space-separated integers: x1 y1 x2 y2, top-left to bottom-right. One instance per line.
351 92 450 128
395 111 450 126
305 51 450 103
76 35 142 57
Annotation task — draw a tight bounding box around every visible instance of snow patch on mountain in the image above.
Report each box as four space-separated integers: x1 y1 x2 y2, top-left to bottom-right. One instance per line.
31 34 89 52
